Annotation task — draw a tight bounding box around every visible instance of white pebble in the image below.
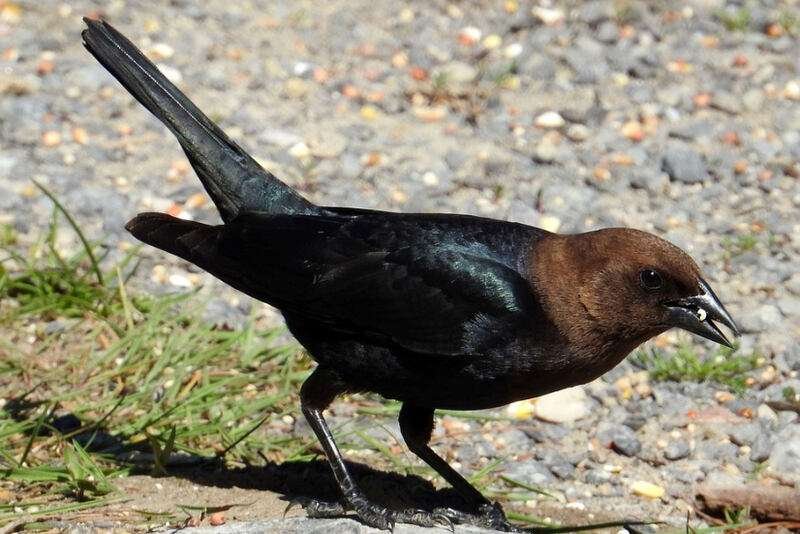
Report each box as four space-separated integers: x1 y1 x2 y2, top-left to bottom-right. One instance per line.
156 64 182 84
459 26 482 44
503 43 523 59
532 6 564 25
534 111 565 128
288 142 311 159
566 124 590 142
150 43 174 59
293 62 311 76
538 215 561 233
534 385 590 422
422 171 439 186
784 80 800 101
168 273 192 288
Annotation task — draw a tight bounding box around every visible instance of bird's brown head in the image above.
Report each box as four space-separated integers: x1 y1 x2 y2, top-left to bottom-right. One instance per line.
531 228 739 359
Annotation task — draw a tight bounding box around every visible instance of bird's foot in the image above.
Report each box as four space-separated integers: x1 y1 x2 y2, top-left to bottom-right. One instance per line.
434 502 520 532
301 493 453 531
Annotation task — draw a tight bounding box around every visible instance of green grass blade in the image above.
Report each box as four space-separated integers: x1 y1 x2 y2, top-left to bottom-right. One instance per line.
31 179 104 287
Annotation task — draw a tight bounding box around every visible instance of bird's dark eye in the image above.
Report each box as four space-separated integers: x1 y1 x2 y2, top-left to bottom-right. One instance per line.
639 269 663 291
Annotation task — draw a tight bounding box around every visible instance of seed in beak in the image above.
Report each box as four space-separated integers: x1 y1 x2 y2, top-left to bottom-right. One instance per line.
696 308 707 322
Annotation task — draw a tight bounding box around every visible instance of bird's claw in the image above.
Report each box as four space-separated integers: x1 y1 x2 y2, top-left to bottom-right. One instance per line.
302 498 347 519
433 501 520 532
394 508 455 531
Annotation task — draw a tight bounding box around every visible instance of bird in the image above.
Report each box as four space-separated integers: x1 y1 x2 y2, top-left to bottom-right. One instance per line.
82 18 739 532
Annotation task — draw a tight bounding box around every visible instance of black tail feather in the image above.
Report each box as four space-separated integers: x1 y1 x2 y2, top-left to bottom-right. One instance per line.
125 213 220 267
83 18 317 221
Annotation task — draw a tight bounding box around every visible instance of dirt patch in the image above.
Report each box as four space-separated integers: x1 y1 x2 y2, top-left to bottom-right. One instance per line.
95 475 299 528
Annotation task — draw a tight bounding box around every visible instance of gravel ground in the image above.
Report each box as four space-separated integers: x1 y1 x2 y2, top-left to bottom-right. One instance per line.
2 0 800 530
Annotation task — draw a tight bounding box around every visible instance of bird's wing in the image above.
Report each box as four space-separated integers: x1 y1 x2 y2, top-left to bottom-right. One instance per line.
218 212 537 356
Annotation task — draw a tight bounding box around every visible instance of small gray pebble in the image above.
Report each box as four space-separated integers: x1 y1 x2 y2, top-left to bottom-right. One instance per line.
612 432 642 457
549 461 575 479
629 169 668 195
623 415 647 431
749 434 773 463
43 320 66 335
596 21 618 43
598 423 642 457
664 441 691 461
729 423 759 446
584 468 612 485
768 426 800 484
661 146 707 184
504 461 554 486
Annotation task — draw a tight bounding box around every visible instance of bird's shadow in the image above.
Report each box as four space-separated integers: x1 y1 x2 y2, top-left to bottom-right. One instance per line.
169 457 475 515
3 391 473 515
5 396 651 533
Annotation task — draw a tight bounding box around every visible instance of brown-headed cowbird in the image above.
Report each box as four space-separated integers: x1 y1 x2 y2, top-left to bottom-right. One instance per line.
83 19 739 532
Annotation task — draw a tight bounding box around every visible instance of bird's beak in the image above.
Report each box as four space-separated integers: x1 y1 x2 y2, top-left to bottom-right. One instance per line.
664 279 740 348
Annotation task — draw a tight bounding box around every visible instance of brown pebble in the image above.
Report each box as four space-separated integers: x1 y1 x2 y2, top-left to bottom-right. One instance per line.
365 91 384 103
390 189 408 204
693 92 712 108
715 391 735 403
72 127 88 145
2 48 18 61
166 203 183 217
208 512 225 526
733 160 748 175
184 516 201 528
668 59 692 73
619 25 636 39
185 193 207 209
409 66 428 81
721 131 740 146
361 152 381 167
225 47 243 61
356 42 377 57
312 67 330 83
168 159 190 181
764 22 783 37
341 84 360 99
0 3 22 23
610 153 634 166
593 166 611 181
36 59 55 76
621 121 644 142
42 130 61 147
457 26 481 46
731 54 748 68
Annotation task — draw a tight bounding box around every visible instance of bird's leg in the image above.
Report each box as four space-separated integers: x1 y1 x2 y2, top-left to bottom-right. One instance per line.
399 403 520 532
299 368 451 531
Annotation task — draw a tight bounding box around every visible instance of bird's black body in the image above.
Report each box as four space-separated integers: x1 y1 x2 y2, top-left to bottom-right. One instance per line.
134 206 583 410
83 18 739 532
